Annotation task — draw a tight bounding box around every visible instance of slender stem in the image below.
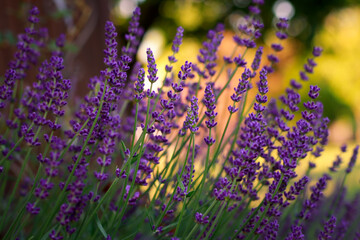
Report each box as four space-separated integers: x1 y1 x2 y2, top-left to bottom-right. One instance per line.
154 135 194 231
211 112 233 167
0 135 25 165
243 174 285 240
197 128 212 201
204 202 228 240
3 164 43 240
174 133 195 237
130 102 139 151
114 83 154 226
213 90 251 182
35 81 108 239
329 174 347 216
0 146 32 232
73 178 119 239
185 199 217 240
195 201 221 240
149 136 180 207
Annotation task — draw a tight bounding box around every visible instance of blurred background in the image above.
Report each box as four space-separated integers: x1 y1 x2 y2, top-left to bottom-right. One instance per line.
0 0 359 191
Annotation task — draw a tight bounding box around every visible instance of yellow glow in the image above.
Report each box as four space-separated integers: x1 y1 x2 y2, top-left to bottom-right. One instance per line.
315 7 360 114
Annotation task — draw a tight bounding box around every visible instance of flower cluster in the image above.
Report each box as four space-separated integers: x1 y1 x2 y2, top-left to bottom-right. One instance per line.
0 3 359 240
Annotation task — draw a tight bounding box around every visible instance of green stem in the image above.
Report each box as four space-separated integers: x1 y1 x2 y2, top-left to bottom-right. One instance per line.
185 199 217 240
130 102 139 151
243 174 285 240
0 134 25 166
35 81 108 239
73 178 119 239
154 135 194 231
149 136 180 208
197 128 212 201
0 146 32 233
2 163 43 240
174 133 195 237
195 201 221 240
329 174 347 216
204 202 228 240
210 112 233 167
213 90 251 182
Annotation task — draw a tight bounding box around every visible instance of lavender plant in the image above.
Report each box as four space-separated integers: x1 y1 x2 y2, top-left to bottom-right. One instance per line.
0 2 359 240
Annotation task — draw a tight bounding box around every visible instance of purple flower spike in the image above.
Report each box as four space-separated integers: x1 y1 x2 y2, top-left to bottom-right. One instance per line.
264 219 279 239
146 48 158 84
26 202 40 215
28 6 40 24
204 83 217 128
341 144 347 153
172 26 184 54
203 83 217 145
285 225 305 240
275 18 289 39
298 174 331 220
254 67 268 111
0 6 45 110
195 212 210 224
122 7 143 58
196 27 224 78
230 68 251 106
276 31 288 40
178 61 192 80
318 215 336 240
276 18 289 30
271 43 283 52
329 155 342 172
312 46 323 57
134 68 145 101
49 229 63 240
181 96 199 134
102 21 131 95
166 26 184 72
234 55 247 67
283 176 309 207
251 47 263 71
308 85 320 99
346 145 359 173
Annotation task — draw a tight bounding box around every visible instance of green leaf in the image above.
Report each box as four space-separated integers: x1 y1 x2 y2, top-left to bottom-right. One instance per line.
155 167 159 178
96 216 107 238
177 174 185 191
122 232 138 240
131 154 140 164
119 140 126 158
145 208 154 231
186 191 195 198
120 141 127 151
130 147 145 165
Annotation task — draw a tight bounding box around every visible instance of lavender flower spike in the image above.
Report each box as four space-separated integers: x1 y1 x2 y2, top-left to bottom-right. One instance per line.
181 96 199 134
122 7 143 58
172 26 184 54
134 68 145 101
166 26 184 72
203 83 217 145
251 46 264 71
146 48 158 84
318 215 336 240
346 145 359 173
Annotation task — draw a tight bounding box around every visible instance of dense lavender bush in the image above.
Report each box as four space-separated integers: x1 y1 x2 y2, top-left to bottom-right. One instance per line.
0 2 359 240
